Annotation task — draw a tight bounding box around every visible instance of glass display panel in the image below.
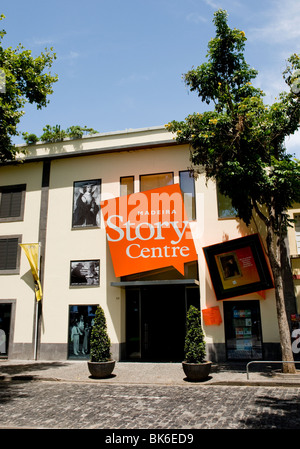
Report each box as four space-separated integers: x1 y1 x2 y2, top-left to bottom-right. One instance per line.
68 305 98 359
224 301 263 360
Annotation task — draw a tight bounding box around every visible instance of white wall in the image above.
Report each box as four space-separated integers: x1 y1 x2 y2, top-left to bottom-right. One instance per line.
0 162 42 343
0 128 281 354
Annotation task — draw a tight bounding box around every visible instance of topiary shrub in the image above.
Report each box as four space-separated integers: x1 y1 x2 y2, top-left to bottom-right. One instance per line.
184 305 206 363
90 306 112 362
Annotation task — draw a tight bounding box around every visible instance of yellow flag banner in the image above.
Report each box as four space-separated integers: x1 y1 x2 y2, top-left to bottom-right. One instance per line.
20 243 42 301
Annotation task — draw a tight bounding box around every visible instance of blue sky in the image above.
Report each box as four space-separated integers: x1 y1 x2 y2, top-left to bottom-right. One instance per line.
1 0 300 157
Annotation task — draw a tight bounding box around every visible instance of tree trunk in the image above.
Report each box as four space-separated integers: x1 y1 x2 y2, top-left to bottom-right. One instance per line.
266 227 296 374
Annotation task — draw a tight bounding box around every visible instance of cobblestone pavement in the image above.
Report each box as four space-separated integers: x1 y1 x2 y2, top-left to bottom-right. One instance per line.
0 380 300 430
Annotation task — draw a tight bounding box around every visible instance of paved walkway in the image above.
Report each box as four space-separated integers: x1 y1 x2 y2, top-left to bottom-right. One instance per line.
1 359 300 386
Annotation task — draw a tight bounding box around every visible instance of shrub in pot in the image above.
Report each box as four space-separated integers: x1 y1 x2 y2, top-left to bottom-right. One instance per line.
87 306 115 378
182 305 212 381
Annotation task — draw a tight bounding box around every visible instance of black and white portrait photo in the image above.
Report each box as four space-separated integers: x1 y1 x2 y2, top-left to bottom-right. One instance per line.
70 260 100 286
72 179 101 228
68 305 98 359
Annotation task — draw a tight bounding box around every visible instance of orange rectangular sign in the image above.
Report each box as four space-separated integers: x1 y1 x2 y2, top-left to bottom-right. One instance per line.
202 307 222 326
101 184 198 277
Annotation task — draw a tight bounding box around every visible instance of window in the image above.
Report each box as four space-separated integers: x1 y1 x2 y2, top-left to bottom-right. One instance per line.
217 186 237 218
140 172 173 192
179 171 196 221
0 184 26 222
0 236 22 273
120 176 134 196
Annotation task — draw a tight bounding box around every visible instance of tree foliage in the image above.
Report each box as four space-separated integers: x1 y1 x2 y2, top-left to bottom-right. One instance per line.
167 10 300 371
0 14 58 162
167 10 300 232
90 306 111 362
22 125 99 144
184 306 206 363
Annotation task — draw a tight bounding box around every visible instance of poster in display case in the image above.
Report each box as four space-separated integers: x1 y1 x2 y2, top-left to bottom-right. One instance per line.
203 234 273 300
68 305 98 359
224 301 263 360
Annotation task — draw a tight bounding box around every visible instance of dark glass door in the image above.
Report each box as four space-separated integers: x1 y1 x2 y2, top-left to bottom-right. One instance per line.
126 285 196 362
141 286 186 361
0 303 12 357
126 289 141 359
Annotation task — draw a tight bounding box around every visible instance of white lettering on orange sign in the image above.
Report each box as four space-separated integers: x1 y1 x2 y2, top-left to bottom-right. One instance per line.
106 215 190 245
126 243 190 259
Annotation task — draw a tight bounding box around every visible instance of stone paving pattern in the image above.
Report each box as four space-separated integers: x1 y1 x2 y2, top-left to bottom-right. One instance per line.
1 360 300 385
0 360 300 430
0 381 300 429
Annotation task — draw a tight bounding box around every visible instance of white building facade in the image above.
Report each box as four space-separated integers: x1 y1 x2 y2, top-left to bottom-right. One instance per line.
0 126 297 362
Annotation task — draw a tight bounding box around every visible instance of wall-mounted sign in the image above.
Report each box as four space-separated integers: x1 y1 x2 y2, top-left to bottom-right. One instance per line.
202 306 222 326
101 184 198 277
203 234 273 300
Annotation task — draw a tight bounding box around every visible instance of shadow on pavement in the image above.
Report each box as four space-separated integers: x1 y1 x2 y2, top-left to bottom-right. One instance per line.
240 394 300 429
0 361 69 377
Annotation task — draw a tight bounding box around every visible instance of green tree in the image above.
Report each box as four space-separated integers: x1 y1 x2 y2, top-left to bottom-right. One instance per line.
167 10 300 373
0 14 58 162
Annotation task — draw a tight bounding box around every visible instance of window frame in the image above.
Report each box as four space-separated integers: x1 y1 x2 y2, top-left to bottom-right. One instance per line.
0 235 22 275
216 185 238 219
120 176 134 197
294 213 300 255
139 172 174 192
0 184 26 222
179 170 196 221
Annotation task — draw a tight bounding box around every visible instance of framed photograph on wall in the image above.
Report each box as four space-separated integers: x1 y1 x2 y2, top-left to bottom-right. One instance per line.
203 234 273 300
72 179 101 228
70 260 100 286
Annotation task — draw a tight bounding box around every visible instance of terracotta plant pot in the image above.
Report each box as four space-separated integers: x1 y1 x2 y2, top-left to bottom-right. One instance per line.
88 360 115 378
182 361 212 381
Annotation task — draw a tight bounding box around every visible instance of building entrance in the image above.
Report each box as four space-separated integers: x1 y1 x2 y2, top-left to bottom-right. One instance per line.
0 303 12 357
126 285 200 362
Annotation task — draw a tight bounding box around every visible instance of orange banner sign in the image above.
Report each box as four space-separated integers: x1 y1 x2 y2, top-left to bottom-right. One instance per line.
202 307 222 326
101 184 198 277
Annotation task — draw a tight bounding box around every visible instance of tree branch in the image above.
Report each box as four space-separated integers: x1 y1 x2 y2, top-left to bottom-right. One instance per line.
252 199 269 226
